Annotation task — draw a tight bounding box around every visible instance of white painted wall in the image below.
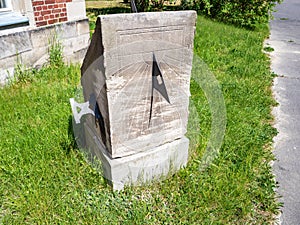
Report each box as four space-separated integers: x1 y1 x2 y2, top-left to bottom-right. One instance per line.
11 0 35 26
67 0 86 22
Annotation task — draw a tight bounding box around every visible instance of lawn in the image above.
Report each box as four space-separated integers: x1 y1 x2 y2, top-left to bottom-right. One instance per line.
85 0 127 9
0 11 279 225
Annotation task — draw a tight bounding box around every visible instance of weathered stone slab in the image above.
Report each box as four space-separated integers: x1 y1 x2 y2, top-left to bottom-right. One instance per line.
0 31 32 60
81 11 197 159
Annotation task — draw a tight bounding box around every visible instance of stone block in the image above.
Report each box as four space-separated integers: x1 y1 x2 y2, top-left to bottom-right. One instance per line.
30 26 56 49
0 31 32 60
0 55 16 70
81 11 197 159
62 33 90 56
83 119 189 190
22 46 48 68
76 19 89 36
0 66 13 85
55 21 78 39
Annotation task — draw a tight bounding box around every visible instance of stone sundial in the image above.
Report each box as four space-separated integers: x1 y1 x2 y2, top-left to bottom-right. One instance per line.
71 11 197 189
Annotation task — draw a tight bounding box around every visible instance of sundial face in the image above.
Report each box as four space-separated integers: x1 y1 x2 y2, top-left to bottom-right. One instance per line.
108 51 187 157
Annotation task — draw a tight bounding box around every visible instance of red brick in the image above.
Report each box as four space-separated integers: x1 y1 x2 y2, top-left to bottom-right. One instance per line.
62 8 66 12
59 17 67 22
32 1 44 6
52 9 61 13
50 14 54 19
56 0 66 3
34 12 40 16
41 10 51 16
47 4 54 9
36 16 44 21
36 21 47 27
48 19 58 24
58 3 64 8
59 12 66 17
35 16 44 22
34 6 42 11
55 13 60 18
43 5 47 10
45 0 55 4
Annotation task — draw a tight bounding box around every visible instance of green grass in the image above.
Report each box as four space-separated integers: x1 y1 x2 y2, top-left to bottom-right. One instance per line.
0 15 279 223
85 0 129 10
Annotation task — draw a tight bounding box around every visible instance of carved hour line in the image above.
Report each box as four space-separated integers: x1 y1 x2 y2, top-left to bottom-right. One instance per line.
161 58 182 77
117 26 185 33
125 62 150 141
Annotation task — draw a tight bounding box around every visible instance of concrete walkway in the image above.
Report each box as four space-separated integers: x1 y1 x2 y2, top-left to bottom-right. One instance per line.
268 0 300 224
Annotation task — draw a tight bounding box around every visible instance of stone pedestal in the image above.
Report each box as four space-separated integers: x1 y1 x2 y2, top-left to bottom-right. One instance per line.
84 119 189 190
79 11 197 189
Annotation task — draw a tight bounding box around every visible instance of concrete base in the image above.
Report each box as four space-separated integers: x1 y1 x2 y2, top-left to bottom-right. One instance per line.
83 122 189 190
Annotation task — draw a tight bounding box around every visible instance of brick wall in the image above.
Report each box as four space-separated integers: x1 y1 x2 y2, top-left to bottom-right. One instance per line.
32 0 72 27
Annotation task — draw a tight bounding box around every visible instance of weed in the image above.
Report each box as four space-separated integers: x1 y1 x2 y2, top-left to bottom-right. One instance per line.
8 55 34 86
264 46 275 52
48 34 64 68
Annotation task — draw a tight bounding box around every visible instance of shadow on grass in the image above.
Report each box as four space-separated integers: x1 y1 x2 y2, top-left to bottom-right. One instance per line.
86 5 183 15
60 116 78 155
163 5 182 11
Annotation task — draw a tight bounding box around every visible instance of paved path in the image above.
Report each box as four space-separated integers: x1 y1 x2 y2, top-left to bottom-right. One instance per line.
268 0 300 224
